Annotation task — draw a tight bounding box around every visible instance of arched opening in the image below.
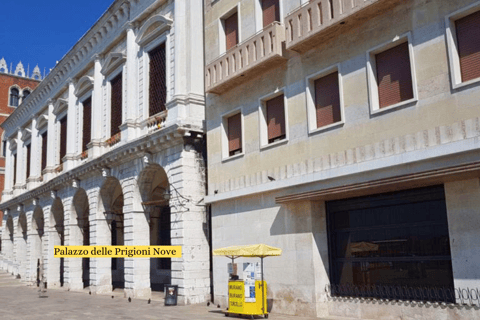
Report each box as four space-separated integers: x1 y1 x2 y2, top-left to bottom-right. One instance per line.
72 189 90 288
50 198 65 287
16 212 27 278
9 88 19 107
32 207 44 286
138 164 171 293
99 177 125 291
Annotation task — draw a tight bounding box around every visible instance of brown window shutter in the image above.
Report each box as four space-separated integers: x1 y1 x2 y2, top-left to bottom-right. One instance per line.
41 132 48 172
13 153 17 185
225 12 238 51
111 72 123 136
60 116 67 161
314 72 342 128
82 97 92 152
376 42 414 108
262 0 280 28
228 113 242 156
456 10 480 82
149 44 167 116
26 143 31 179
266 94 286 142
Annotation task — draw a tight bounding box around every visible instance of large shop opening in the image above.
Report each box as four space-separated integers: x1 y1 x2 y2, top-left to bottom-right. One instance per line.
326 185 454 302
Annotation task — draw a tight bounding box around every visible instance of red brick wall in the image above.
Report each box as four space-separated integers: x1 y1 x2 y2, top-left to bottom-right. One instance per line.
0 74 40 226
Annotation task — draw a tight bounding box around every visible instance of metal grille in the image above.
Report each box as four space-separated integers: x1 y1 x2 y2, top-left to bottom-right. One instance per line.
149 44 167 117
13 153 16 185
456 10 480 82
315 71 341 128
266 94 286 142
228 113 242 156
26 143 31 179
376 42 413 108
110 73 123 136
225 12 238 50
60 116 67 161
41 132 48 172
82 97 92 152
262 0 280 28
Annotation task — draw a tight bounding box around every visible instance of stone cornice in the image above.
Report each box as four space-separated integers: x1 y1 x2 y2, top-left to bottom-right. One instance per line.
0 123 203 211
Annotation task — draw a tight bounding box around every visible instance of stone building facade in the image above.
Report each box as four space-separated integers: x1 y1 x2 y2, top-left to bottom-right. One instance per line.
0 60 41 230
205 0 480 318
0 0 210 304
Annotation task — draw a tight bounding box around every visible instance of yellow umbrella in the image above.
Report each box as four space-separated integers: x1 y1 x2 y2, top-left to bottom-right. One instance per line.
213 244 282 317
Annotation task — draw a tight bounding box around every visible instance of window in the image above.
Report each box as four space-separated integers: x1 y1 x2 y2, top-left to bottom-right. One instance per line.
327 186 454 302
224 12 239 51
26 143 31 179
41 132 48 172
266 95 286 143
110 73 123 136
2 140 6 157
22 90 30 101
82 97 92 153
376 42 414 108
227 113 242 156
262 0 280 27
149 44 166 117
13 153 17 186
366 34 417 114
314 71 341 128
9 88 19 107
446 5 480 89
59 116 67 161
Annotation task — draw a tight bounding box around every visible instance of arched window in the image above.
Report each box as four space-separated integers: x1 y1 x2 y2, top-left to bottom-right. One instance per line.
23 90 30 101
9 88 19 107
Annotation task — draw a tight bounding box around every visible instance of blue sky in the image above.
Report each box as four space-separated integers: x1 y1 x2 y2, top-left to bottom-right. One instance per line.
0 0 115 78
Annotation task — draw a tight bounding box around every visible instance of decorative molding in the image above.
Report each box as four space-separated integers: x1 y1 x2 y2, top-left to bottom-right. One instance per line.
53 98 68 115
101 52 126 75
74 76 94 97
136 14 173 46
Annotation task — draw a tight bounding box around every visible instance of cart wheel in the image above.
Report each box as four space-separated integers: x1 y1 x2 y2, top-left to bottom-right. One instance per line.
224 312 229 317
264 314 268 319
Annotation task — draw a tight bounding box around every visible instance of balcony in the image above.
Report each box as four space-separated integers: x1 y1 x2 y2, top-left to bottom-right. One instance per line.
285 0 398 52
206 22 286 94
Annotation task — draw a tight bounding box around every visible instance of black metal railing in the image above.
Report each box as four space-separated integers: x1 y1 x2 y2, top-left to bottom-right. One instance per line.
326 284 480 307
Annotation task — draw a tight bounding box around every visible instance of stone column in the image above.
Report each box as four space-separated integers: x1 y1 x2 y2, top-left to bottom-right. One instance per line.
25 205 36 284
43 201 62 288
44 101 56 181
64 80 77 171
444 179 480 294
29 117 39 189
15 213 28 280
90 56 104 158
4 140 12 194
15 130 24 188
121 24 138 142
123 174 151 299
88 187 112 294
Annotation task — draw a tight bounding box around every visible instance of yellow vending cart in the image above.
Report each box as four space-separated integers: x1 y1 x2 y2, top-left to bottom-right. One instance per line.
213 244 282 319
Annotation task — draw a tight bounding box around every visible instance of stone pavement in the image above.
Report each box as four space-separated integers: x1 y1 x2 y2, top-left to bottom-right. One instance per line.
0 271 329 320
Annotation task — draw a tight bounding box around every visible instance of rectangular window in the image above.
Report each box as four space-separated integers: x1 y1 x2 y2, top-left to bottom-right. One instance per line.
227 113 242 156
60 116 67 161
375 42 414 109
266 94 286 143
262 0 280 28
26 143 31 179
326 186 454 303
110 72 123 136
314 71 341 128
455 10 480 82
41 132 48 172
225 12 239 51
13 153 17 186
149 44 166 117
82 97 92 153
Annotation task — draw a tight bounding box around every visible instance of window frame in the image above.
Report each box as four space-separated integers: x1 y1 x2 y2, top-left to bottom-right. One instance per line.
221 107 245 162
218 5 241 55
445 1 480 90
8 86 20 108
366 32 418 115
105 64 125 138
256 0 283 31
140 32 171 120
78 93 93 154
306 64 345 135
258 89 289 150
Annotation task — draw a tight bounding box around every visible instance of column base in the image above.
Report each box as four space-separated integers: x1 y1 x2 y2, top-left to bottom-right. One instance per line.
124 287 152 299
91 284 113 295
66 279 84 292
